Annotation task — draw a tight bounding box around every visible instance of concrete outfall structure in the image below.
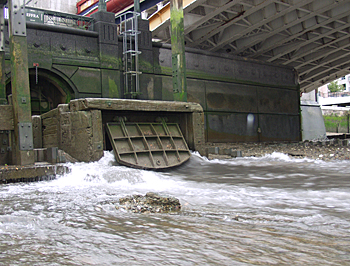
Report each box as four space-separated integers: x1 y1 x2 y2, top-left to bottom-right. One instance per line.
0 5 304 181
0 8 300 144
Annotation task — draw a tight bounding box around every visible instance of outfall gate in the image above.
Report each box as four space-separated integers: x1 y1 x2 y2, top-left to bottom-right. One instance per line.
38 98 205 167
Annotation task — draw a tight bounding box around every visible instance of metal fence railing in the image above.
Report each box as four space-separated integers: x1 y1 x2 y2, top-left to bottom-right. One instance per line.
5 6 94 30
319 91 350 98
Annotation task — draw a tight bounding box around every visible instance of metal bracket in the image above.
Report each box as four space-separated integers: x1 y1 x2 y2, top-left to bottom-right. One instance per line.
9 0 27 37
18 122 33 150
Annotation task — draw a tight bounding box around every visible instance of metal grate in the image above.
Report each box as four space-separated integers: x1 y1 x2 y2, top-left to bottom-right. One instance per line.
106 118 191 170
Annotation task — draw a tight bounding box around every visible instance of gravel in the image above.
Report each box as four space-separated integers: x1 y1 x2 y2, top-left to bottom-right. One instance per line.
204 140 350 161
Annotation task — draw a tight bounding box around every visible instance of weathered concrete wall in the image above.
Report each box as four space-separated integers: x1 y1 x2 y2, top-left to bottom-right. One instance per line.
300 102 327 140
41 103 104 162
40 98 205 162
3 14 300 143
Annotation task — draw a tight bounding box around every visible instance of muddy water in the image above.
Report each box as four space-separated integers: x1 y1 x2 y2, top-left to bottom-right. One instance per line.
0 152 349 265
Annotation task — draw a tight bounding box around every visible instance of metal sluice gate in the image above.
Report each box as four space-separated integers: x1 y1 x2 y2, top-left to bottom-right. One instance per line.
106 118 191 170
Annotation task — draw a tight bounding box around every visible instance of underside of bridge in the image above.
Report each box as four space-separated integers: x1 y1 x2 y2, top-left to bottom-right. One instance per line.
147 0 350 93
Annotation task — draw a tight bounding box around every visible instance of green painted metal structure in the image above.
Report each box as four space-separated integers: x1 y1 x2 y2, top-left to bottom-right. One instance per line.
170 0 187 102
0 8 300 144
106 118 191 169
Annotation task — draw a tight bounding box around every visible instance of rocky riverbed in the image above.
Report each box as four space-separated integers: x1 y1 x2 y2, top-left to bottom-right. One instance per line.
205 139 350 161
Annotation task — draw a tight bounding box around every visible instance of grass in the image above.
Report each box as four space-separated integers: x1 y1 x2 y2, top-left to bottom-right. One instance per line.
323 115 349 133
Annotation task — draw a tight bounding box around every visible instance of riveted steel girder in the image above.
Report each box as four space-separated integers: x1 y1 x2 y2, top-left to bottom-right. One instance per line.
147 0 350 93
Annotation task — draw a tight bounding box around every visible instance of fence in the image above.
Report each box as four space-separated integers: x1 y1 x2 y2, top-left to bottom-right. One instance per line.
5 7 94 30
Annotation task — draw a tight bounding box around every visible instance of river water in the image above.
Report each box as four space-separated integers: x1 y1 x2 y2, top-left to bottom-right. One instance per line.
0 151 349 265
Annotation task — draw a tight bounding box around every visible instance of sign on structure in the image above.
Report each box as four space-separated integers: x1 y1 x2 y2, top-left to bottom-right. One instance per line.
26 9 44 23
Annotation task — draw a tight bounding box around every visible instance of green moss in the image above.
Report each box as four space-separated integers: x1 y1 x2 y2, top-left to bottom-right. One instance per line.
323 115 350 133
139 59 154 73
108 77 119 98
100 55 121 69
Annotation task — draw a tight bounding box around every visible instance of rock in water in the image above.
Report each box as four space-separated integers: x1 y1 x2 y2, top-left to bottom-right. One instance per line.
117 192 181 213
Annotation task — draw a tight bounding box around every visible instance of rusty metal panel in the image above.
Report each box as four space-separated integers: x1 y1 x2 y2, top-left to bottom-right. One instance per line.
106 119 191 170
206 112 259 143
258 114 300 142
206 81 258 113
257 87 299 115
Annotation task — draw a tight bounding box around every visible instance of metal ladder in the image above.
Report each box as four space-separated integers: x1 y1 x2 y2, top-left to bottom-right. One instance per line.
117 12 142 98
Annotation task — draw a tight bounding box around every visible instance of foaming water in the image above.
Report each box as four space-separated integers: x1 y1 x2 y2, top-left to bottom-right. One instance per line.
0 151 349 265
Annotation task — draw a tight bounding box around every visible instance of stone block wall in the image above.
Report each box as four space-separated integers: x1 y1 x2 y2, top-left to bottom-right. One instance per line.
41 104 104 162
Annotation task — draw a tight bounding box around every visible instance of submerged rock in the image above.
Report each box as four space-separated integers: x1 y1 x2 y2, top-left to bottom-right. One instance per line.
117 192 181 213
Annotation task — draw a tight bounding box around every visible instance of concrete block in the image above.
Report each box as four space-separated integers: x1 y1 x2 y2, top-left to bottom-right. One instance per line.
223 148 232 155
46 147 58 164
207 147 219 154
34 148 45 162
231 150 243 157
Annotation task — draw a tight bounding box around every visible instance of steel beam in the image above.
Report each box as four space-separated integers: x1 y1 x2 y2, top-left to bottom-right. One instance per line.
170 0 187 102
8 0 34 165
250 2 350 59
0 5 6 104
232 1 343 56
187 0 273 48
210 0 313 52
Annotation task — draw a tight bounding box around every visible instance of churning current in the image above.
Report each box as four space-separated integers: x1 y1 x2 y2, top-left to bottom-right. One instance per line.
0 151 349 265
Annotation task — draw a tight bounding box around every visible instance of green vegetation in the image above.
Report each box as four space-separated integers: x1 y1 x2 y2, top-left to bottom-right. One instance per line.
328 81 344 92
323 114 350 133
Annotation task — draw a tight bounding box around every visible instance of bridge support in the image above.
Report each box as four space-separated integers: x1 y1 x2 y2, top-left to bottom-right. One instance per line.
8 0 34 165
170 0 187 102
0 4 7 105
